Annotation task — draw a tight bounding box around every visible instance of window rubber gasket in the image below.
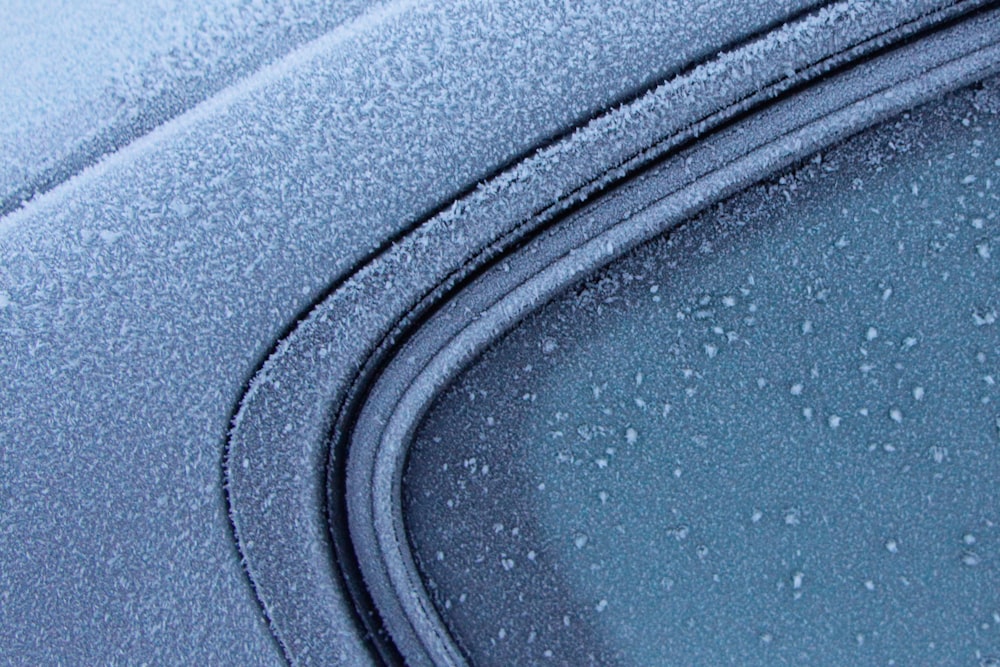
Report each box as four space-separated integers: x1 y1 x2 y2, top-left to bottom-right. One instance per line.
224 2 1000 665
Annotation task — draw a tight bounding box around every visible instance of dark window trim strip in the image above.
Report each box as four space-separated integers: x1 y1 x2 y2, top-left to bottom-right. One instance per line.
346 8 1000 667
225 2 1000 665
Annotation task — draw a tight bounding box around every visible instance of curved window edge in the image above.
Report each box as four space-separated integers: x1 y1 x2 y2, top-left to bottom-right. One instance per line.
224 2 1000 665
345 8 1000 667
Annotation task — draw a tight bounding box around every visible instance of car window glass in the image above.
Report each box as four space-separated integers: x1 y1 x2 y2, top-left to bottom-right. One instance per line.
404 80 1000 666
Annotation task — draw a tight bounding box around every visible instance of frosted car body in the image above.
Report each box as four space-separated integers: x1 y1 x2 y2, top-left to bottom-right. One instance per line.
2 1 998 665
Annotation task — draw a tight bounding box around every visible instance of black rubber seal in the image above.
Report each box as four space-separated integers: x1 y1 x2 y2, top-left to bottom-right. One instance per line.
225 2 1000 665
344 6 1000 667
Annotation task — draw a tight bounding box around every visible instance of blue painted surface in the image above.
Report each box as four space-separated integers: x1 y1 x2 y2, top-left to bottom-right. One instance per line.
0 0 830 662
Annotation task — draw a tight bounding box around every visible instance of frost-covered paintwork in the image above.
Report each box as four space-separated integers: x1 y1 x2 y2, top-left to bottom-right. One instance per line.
228 2 975 663
0 0 840 663
0 0 379 216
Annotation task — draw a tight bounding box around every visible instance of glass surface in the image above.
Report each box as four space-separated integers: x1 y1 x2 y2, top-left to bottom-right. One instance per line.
404 81 1000 666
